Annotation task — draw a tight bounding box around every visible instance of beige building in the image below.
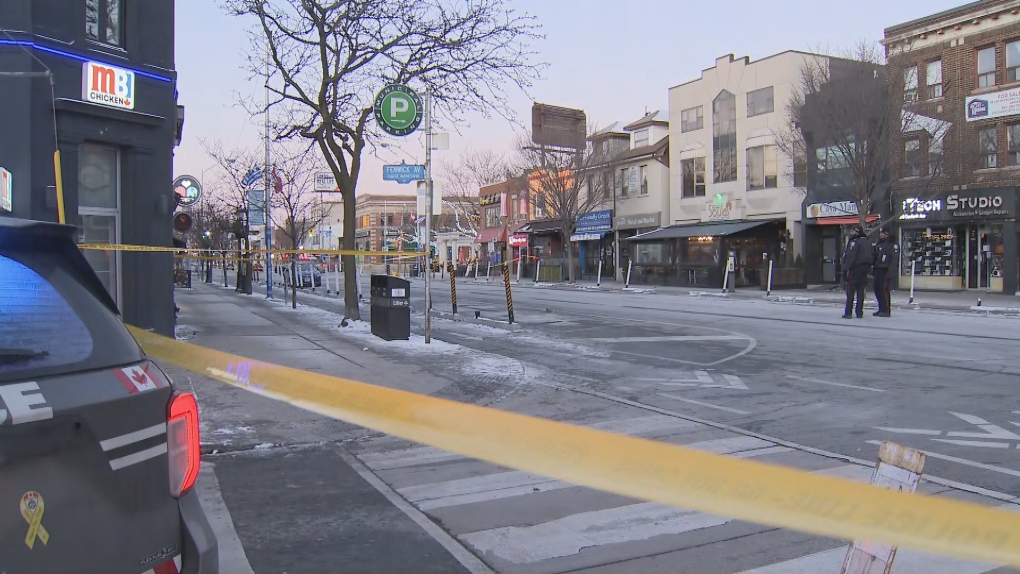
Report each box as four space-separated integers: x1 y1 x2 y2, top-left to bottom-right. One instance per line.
612 111 671 279
307 196 344 250
622 52 836 288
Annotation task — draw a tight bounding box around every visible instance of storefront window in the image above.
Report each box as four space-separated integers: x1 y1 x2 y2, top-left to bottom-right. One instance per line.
635 243 663 264
685 238 717 265
901 226 962 277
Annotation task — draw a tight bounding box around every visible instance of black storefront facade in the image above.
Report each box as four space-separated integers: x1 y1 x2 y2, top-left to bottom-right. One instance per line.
801 199 882 286
624 219 787 288
896 188 1018 294
0 1 182 336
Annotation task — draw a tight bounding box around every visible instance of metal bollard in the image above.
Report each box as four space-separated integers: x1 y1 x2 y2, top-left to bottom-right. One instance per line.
766 259 774 296
625 259 633 289
502 263 515 324
449 263 458 315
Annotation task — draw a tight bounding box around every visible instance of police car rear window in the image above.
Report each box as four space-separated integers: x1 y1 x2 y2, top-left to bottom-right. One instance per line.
0 255 94 378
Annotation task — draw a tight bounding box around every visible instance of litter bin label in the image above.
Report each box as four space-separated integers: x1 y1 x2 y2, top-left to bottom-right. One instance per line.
392 288 406 297
392 299 409 307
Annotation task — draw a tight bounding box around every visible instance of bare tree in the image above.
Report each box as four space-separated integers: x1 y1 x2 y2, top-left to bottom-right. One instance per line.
273 149 332 309
775 41 950 230
437 149 508 236
516 135 617 283
225 0 546 321
201 140 273 290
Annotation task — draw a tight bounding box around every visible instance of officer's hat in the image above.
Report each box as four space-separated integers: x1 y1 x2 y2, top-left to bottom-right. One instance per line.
879 227 890 235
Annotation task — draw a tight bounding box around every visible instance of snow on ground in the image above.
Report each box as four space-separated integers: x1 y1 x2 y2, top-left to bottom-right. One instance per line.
264 298 556 388
427 315 610 358
175 324 197 341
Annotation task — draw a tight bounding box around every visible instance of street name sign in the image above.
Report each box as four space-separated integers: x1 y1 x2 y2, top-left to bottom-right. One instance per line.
383 164 425 184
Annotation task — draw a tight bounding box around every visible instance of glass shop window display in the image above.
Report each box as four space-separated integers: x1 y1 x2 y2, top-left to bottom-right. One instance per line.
901 226 963 277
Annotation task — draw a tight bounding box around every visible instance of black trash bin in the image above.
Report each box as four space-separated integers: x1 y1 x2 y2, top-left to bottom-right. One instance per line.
370 274 410 341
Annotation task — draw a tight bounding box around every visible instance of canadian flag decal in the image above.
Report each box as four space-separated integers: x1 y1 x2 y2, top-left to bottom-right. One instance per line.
114 363 165 394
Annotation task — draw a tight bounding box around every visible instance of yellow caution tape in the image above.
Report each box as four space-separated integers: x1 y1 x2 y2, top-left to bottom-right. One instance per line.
127 325 1020 566
78 242 423 258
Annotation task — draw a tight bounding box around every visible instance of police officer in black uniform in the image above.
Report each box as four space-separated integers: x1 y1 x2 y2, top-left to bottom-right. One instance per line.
872 227 899 317
841 225 872 319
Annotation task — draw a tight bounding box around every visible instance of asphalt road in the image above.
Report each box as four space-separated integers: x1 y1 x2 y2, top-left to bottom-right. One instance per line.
409 278 1020 495
188 274 1020 573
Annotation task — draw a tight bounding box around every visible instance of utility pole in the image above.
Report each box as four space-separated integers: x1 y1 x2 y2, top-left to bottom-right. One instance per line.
264 37 274 300
424 91 434 343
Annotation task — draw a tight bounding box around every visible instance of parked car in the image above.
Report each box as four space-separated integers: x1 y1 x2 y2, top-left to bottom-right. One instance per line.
295 263 322 288
0 217 217 574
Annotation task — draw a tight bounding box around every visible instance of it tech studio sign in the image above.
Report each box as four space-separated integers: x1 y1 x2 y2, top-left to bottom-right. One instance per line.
82 61 135 110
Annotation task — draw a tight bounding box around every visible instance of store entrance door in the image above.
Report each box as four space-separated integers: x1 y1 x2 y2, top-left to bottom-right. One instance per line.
967 225 991 290
821 231 838 283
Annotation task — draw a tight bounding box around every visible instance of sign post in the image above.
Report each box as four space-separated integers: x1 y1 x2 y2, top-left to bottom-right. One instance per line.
374 82 431 340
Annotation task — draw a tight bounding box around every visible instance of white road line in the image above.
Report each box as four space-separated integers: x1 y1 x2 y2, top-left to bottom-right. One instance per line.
658 393 751 414
787 375 886 393
874 427 942 435
336 448 495 574
100 423 167 451
360 414 701 470
195 462 255 574
586 335 751 342
865 440 1020 478
404 436 779 511
459 502 733 564
109 443 167 470
934 439 1011 448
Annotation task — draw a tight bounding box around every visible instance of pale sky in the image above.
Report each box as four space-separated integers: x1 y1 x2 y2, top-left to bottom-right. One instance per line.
173 0 963 197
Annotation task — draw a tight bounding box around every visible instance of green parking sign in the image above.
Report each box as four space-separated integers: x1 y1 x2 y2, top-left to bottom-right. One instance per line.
373 84 424 137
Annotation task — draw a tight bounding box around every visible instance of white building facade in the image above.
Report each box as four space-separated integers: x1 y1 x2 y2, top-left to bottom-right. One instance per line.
624 52 826 288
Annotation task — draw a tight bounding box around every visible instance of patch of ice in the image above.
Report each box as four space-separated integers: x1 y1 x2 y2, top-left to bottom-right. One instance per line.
254 442 275 450
174 324 197 341
212 426 254 436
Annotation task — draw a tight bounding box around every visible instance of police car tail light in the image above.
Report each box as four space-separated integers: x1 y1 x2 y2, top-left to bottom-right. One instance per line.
167 392 200 498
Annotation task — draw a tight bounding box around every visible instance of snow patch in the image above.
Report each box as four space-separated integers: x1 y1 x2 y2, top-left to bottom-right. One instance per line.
212 426 254 436
175 324 197 341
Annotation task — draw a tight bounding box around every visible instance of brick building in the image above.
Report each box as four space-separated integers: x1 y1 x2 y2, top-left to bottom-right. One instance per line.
884 0 1020 294
353 193 417 264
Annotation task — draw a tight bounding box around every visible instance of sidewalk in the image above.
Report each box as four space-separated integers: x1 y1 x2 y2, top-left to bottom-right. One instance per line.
410 273 1020 314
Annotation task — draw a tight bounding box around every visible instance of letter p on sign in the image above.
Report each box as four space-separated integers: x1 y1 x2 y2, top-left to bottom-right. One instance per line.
390 96 409 118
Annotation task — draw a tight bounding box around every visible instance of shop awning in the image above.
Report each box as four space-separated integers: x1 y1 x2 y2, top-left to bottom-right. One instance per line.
626 220 773 242
475 228 507 244
815 214 880 226
570 231 606 242
519 219 562 234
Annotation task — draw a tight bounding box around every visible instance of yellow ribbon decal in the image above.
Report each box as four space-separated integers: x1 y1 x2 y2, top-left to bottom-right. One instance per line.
20 491 49 549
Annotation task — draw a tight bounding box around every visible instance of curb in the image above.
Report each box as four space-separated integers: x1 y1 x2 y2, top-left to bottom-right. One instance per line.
689 290 730 299
430 310 523 332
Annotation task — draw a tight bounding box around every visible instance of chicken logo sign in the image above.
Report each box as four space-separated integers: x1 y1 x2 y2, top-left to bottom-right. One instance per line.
82 61 135 110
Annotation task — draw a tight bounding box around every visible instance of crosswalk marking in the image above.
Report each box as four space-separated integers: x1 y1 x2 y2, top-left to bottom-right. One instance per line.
359 414 701 470
354 412 1015 573
460 502 733 564
401 436 784 511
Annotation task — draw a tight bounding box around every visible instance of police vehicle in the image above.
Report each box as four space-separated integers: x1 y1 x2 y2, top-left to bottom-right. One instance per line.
0 217 217 574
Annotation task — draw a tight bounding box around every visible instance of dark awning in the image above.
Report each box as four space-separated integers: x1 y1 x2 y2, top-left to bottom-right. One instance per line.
519 219 562 234
626 220 773 241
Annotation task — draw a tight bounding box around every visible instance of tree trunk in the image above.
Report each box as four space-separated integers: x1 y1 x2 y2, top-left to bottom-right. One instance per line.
564 231 576 283
341 188 361 320
290 259 297 309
